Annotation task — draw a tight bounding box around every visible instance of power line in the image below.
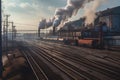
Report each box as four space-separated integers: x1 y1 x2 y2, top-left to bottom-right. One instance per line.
2 21 38 27
14 23 37 27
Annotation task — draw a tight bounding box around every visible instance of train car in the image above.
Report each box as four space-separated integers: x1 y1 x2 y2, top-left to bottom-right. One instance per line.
60 26 120 49
59 26 106 48
58 29 81 45
78 25 109 49
58 6 120 49
78 29 100 48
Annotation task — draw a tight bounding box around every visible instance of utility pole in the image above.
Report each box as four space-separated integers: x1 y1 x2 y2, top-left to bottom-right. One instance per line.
0 0 3 78
13 26 16 48
4 15 11 65
3 21 6 51
14 26 16 38
10 22 13 41
5 15 10 54
9 22 14 50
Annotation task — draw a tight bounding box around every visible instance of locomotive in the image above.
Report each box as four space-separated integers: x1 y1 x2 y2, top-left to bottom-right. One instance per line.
58 6 120 49
58 23 108 49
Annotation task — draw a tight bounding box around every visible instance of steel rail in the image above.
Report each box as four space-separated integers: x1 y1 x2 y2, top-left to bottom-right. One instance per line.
33 41 120 80
19 45 48 80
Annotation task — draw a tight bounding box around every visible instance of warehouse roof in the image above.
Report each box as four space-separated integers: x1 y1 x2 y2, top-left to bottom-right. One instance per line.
97 6 120 16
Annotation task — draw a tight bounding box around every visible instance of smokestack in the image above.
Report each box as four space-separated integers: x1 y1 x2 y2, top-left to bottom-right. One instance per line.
38 18 46 37
38 18 46 29
53 26 56 35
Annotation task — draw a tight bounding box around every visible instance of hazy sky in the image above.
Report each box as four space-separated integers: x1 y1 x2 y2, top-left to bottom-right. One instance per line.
2 0 120 30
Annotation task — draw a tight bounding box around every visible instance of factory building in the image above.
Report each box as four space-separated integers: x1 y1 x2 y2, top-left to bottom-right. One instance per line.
97 6 120 32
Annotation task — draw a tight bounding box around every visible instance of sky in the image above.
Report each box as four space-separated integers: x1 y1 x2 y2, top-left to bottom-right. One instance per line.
2 0 120 30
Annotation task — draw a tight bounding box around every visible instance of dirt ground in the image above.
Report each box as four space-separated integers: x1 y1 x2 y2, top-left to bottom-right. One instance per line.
2 49 36 80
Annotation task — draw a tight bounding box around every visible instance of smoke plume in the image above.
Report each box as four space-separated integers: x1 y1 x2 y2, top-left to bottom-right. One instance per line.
39 0 107 29
53 0 94 27
84 0 107 25
46 17 55 28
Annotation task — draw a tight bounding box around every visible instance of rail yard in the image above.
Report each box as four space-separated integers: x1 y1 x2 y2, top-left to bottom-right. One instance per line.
1 0 120 80
16 39 120 80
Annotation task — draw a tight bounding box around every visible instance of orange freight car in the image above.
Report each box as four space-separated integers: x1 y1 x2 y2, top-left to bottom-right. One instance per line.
78 38 99 48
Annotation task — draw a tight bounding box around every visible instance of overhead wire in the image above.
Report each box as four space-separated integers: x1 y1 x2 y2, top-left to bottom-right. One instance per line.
14 23 37 27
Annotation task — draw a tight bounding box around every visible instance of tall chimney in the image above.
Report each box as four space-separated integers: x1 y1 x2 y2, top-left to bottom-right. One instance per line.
53 26 56 35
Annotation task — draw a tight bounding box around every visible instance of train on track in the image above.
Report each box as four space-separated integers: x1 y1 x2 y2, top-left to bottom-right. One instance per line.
58 6 120 49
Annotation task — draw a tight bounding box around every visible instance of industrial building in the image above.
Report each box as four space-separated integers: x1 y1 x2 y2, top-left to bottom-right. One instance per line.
58 6 120 48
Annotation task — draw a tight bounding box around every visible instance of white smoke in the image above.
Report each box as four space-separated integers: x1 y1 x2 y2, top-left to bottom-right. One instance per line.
39 0 107 29
84 0 107 25
53 0 94 27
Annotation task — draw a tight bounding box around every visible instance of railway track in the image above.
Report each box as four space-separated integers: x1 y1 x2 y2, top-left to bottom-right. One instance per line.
18 41 120 80
32 41 120 80
39 41 120 65
30 46 99 80
19 45 48 80
19 42 77 80
19 41 100 80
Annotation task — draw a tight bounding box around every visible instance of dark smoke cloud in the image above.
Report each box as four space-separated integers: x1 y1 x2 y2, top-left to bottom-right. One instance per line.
46 17 55 27
38 18 46 29
53 15 63 27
